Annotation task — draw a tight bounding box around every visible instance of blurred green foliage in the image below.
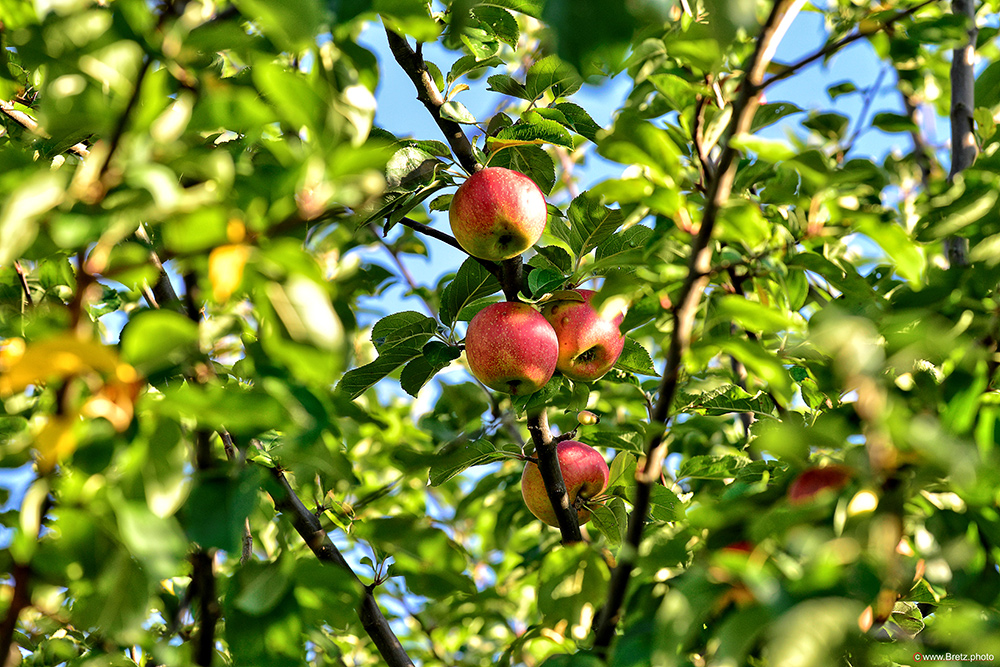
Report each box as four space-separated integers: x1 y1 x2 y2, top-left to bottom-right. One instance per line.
2 0 1000 666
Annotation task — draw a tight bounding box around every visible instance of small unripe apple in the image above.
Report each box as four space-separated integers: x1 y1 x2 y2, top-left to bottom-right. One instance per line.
464 301 558 395
787 464 852 504
449 167 547 261
521 440 609 527
541 289 626 383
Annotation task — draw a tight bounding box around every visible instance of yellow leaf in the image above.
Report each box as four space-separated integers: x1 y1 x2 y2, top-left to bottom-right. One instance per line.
209 244 251 302
35 415 78 473
0 335 122 395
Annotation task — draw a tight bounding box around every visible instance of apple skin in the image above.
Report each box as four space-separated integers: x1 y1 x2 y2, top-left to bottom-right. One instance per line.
521 440 610 527
464 301 558 395
541 289 626 383
449 167 547 261
787 464 852 504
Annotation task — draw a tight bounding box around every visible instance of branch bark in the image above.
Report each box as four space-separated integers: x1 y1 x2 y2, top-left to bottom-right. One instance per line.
383 28 481 174
591 0 806 653
267 467 416 667
945 0 978 268
526 409 583 543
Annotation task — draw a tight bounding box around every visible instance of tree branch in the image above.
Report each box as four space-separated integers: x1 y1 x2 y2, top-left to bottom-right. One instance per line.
945 0 978 268
383 27 481 174
396 216 503 282
267 467 416 667
526 409 583 543
0 99 90 158
0 563 31 667
762 0 939 90
591 0 806 652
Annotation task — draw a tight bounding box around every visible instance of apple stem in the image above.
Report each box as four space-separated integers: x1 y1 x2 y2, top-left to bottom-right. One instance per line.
526 408 583 544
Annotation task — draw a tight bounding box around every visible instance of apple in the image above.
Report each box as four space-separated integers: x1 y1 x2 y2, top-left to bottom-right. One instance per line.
541 289 626 382
521 440 609 527
464 301 558 395
449 167 548 261
787 464 852 504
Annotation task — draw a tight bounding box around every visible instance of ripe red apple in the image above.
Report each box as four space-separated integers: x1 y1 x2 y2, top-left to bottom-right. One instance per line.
521 440 609 527
449 167 547 261
787 464 852 505
464 301 558 395
541 289 626 382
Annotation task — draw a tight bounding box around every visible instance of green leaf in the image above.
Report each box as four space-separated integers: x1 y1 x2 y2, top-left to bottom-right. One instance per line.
524 55 582 99
447 54 503 84
550 194 624 258
429 439 517 486
489 117 574 150
677 454 751 480
613 338 656 375
527 267 565 297
802 112 850 141
478 0 542 18
488 143 556 194
233 0 324 50
439 257 502 326
440 100 477 124
553 101 601 141
975 60 1000 110
487 73 530 99
826 81 858 99
598 112 680 183
530 245 573 273
590 496 626 548
713 295 796 334
647 485 682 522
371 311 438 351
0 170 64 265
538 543 609 627
591 225 653 274
750 102 803 133
472 6 519 47
120 310 200 379
185 468 260 552
871 112 919 134
679 384 777 418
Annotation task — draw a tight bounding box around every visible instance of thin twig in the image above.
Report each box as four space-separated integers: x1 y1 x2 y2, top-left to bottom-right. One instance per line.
383 27 481 174
592 0 806 652
0 99 90 158
396 216 503 282
762 0 939 90
97 56 153 183
267 466 416 667
14 261 33 307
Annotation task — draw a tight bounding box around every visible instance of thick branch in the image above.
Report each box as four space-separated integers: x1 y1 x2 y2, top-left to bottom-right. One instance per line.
591 0 805 652
384 28 481 174
527 409 583 543
762 0 938 90
268 467 416 667
946 0 978 268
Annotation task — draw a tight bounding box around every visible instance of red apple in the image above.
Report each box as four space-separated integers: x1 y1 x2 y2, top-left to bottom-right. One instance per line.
521 440 610 527
787 464 852 505
449 167 547 261
541 289 626 382
464 301 558 395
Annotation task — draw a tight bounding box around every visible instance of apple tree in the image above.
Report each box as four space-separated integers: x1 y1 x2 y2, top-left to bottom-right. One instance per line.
2 0 1000 666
